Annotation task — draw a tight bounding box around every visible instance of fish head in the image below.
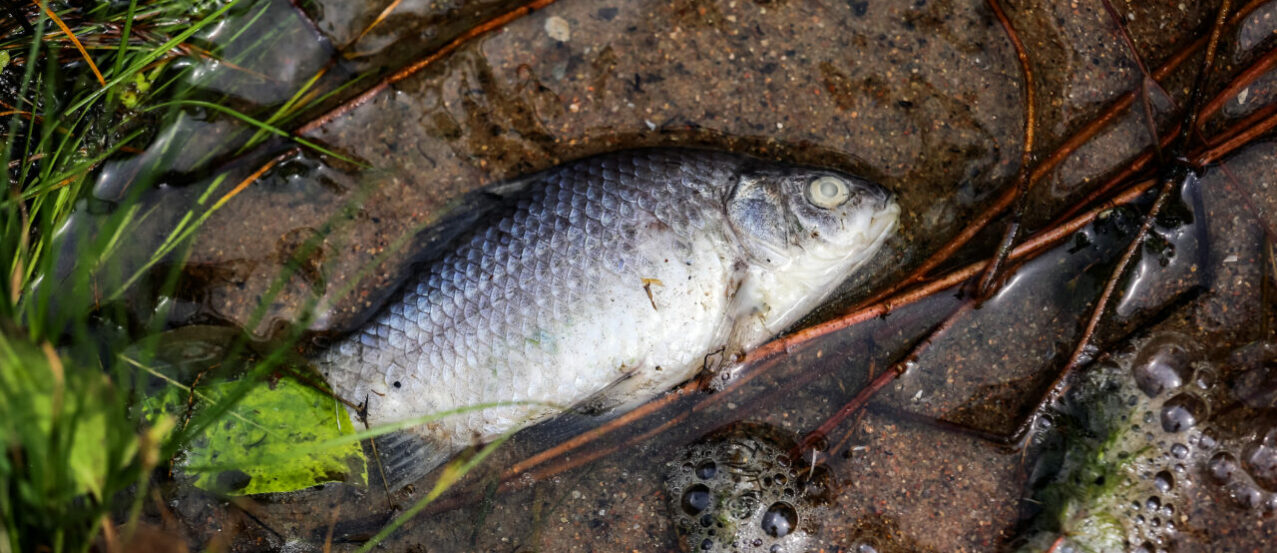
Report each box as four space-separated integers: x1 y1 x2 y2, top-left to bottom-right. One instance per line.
726 164 899 270
724 163 900 339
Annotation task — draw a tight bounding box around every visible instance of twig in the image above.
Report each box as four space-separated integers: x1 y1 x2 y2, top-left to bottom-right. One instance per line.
976 0 1036 296
1099 0 1171 163
1176 0 1233 155
849 0 1270 311
1048 40 1277 225
1198 46 1277 121
1008 167 1191 444
789 300 975 458
296 0 560 135
1195 99 1277 164
1005 0 1235 445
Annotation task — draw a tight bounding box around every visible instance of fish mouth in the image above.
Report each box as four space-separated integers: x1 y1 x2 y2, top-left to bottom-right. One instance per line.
797 197 899 282
838 199 898 268
865 198 901 245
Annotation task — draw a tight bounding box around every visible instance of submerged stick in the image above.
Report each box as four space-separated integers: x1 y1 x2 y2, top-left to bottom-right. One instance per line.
1004 0 1234 445
976 0 1036 297
850 0 1269 311
789 300 975 458
295 0 559 135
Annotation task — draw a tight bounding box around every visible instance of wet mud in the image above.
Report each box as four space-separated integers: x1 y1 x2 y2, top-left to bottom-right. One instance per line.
91 0 1277 551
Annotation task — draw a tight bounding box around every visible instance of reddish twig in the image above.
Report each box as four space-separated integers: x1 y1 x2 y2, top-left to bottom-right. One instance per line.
850 0 1269 311
295 0 560 135
1176 0 1233 155
1195 101 1277 164
1099 0 1172 163
1046 124 1175 226
789 300 975 458
1199 39 1277 122
1046 534 1068 553
1049 37 1277 225
1005 0 1235 444
1008 168 1189 443
976 0 1036 296
503 380 693 478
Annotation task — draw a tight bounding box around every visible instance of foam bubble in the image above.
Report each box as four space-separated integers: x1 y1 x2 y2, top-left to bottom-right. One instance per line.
1132 335 1194 398
1208 452 1239 483
1242 427 1277 492
1159 393 1206 433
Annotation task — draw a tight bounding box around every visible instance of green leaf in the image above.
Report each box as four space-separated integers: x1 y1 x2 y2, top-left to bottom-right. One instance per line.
141 375 367 495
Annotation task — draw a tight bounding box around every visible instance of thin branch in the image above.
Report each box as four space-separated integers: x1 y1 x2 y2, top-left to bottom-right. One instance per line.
1048 43 1277 225
1006 0 1235 444
1176 0 1233 156
1195 102 1277 164
849 0 1270 311
790 300 975 458
1198 46 1277 121
976 0 1036 296
295 0 560 135
1099 0 1171 162
1008 168 1188 443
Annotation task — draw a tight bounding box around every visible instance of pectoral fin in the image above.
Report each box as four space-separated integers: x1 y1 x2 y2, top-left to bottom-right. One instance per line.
368 429 455 493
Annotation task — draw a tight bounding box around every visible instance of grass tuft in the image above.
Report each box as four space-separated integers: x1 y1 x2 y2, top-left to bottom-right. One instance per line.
0 0 358 549
0 2 515 550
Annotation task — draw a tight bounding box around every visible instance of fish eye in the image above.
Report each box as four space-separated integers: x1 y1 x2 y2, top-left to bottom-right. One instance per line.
807 176 851 209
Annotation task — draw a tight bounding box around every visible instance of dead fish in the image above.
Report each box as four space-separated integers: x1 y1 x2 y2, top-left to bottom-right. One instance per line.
315 148 899 488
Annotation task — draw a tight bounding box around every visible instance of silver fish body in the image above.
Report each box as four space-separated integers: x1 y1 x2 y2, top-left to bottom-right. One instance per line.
316 149 898 482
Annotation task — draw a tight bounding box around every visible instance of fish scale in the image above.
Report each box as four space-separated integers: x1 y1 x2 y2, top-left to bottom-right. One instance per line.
316 148 899 488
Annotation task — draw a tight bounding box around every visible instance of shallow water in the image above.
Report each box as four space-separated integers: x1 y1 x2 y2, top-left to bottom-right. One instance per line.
96 0 1277 550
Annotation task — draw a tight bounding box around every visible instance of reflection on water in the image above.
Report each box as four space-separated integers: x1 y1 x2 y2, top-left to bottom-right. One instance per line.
86 0 1277 550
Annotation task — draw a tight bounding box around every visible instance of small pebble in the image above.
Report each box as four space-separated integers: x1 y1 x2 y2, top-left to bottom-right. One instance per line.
545 16 571 42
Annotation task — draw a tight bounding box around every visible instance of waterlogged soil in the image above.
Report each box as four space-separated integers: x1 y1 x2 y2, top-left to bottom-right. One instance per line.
101 0 1277 551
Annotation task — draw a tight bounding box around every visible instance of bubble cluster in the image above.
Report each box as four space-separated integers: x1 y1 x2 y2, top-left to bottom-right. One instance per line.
664 426 833 552
1124 337 1277 544
1041 334 1212 551
1200 423 1277 512
1031 331 1277 550
1242 427 1277 492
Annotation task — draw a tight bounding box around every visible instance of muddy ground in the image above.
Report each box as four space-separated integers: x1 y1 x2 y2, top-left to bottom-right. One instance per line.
97 0 1277 551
